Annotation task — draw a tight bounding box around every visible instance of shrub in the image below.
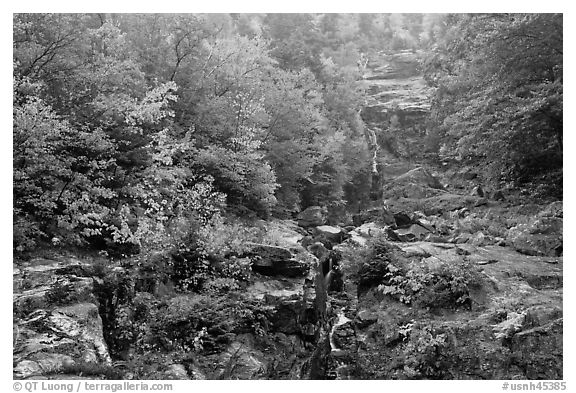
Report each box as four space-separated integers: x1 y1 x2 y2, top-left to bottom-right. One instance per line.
402 323 450 378
362 237 483 309
378 258 483 310
169 217 256 291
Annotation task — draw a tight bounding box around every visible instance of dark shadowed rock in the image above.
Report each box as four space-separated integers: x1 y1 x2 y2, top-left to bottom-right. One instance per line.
247 244 310 277
393 211 413 228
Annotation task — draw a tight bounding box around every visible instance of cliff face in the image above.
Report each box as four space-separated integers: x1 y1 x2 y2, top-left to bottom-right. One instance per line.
359 50 434 199
361 50 431 133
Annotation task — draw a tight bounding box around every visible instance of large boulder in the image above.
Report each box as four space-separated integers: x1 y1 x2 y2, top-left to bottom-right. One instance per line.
297 206 327 228
313 225 347 245
246 244 310 277
507 226 562 257
14 303 112 379
13 257 113 379
506 202 563 257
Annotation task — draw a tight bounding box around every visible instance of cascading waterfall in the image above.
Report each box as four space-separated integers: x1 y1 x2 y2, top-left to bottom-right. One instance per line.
366 127 379 175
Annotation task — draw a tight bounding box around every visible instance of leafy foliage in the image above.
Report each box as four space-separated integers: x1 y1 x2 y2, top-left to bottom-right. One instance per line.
376 257 483 309
13 13 388 253
423 14 562 195
357 236 482 309
401 323 450 378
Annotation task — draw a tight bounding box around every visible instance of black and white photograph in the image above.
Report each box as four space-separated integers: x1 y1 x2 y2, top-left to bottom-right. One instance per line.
10 9 566 386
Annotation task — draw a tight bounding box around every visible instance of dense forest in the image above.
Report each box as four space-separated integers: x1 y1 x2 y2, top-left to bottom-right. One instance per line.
13 13 563 380
13 13 562 256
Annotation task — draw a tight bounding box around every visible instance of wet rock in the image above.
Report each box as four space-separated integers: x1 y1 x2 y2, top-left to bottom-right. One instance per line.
14 257 113 380
14 327 76 361
48 303 112 364
297 206 327 228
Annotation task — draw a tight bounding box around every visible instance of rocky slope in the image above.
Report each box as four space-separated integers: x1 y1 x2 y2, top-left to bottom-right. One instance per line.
13 232 332 380
13 181 563 380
